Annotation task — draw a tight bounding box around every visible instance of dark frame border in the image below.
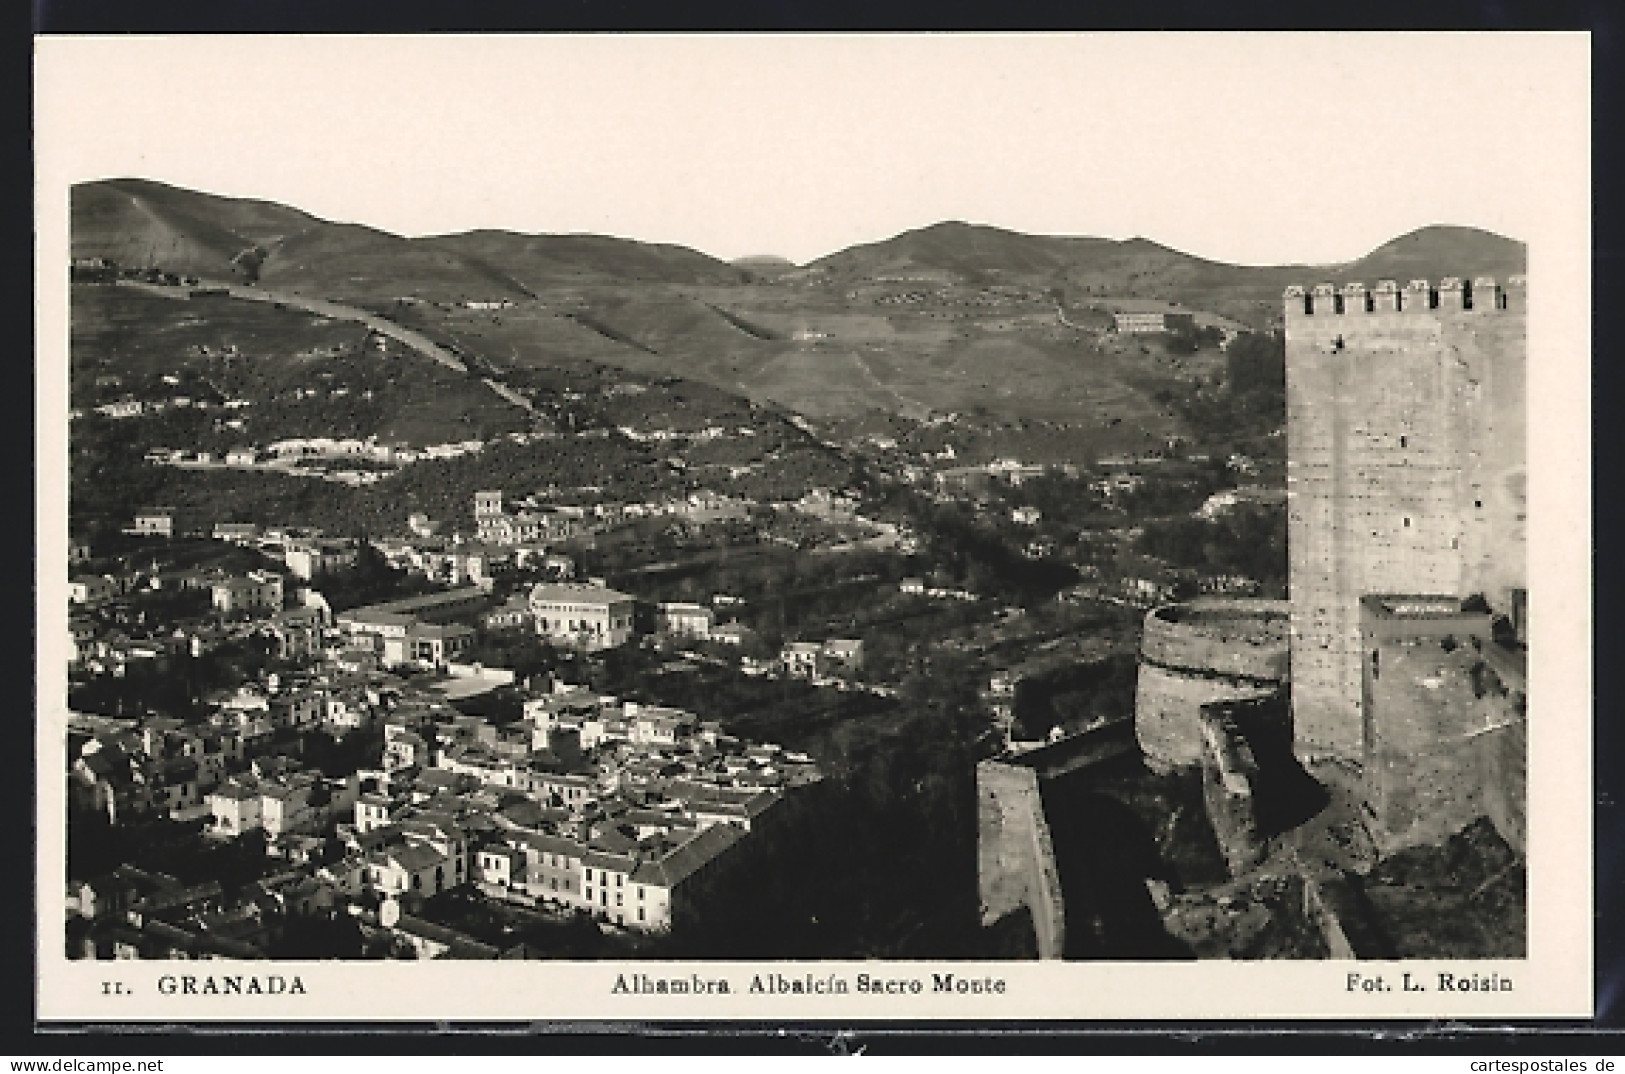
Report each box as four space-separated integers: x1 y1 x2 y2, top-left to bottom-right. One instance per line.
19 0 1621 1055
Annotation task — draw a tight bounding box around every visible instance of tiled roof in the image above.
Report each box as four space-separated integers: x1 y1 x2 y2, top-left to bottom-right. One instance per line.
393 915 500 959
583 847 636 871
389 843 448 872
510 830 586 858
630 823 745 889
480 845 524 866
340 609 418 627
497 799 550 827
666 781 775 815
408 622 476 641
357 587 489 616
528 583 636 606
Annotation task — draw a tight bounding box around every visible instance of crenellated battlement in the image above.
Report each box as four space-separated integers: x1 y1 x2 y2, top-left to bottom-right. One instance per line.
1285 274 1525 317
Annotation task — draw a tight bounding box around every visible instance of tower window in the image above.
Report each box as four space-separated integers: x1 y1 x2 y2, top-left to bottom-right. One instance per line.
1399 436 1407 449
1403 516 1412 528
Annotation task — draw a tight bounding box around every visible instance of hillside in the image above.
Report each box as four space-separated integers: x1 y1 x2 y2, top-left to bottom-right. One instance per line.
254 222 537 305
72 179 751 301
733 255 798 272
423 231 750 290
808 220 1524 328
69 284 534 447
71 178 319 282
812 220 1099 282
1338 225 1526 282
69 178 1526 444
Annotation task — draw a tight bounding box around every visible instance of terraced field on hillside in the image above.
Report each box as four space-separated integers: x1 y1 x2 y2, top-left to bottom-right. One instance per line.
70 178 1527 457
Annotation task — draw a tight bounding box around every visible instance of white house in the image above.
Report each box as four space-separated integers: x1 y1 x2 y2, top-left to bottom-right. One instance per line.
656 602 714 640
68 575 119 606
528 583 637 651
210 571 284 616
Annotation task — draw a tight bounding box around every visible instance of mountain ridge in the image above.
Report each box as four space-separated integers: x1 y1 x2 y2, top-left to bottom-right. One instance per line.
69 177 1529 435
73 178 1527 297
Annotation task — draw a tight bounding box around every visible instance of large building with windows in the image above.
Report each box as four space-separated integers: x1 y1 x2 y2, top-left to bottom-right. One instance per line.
527 582 637 651
1112 310 1195 335
336 587 490 669
210 571 285 616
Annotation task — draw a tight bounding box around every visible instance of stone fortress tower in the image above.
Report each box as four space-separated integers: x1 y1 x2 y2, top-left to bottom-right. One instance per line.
978 269 1530 958
1283 274 1527 850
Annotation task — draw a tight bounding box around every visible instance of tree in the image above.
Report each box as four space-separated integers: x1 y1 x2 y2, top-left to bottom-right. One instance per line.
1225 331 1286 398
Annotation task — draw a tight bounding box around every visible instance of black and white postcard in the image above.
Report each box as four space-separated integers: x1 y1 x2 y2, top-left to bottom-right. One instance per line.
33 32 1594 1022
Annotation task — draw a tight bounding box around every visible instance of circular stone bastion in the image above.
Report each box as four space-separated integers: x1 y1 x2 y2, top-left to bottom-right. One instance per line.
1135 598 1291 772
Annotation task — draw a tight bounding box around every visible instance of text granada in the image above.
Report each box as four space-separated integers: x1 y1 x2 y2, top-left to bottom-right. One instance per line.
157 975 307 996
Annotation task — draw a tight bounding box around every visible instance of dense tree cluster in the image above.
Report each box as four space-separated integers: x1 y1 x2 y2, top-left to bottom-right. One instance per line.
1133 502 1288 591
1153 329 1288 470
642 658 989 959
316 542 443 614
1162 321 1226 355
68 637 278 723
1008 652 1141 740
68 813 270 901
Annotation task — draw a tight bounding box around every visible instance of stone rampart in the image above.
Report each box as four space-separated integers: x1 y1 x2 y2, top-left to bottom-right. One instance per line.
1476 716 1526 855
976 760 1066 957
1134 599 1289 772
1353 597 1529 855
1198 705 1267 877
1140 599 1292 681
1300 867 1392 959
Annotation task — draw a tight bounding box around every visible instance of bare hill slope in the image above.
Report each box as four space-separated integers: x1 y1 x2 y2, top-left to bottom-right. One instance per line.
70 179 1526 436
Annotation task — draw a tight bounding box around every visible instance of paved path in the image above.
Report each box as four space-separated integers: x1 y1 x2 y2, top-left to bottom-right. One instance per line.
215 283 468 372
194 279 537 415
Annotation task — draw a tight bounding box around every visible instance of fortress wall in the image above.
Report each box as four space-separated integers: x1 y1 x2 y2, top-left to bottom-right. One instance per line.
1139 599 1292 681
976 760 1066 957
1301 868 1392 959
1197 706 1268 877
1135 665 1280 772
1360 632 1530 854
1354 597 1529 855
1134 599 1289 772
1284 277 1526 762
1477 713 1527 854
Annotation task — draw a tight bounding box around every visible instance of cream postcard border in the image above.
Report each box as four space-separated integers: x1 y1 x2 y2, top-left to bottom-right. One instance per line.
32 32 1594 1023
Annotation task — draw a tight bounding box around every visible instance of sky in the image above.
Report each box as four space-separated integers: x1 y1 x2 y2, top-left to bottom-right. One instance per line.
36 33 1589 266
